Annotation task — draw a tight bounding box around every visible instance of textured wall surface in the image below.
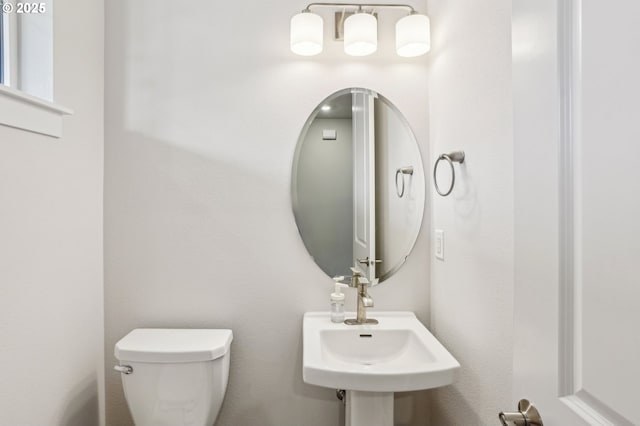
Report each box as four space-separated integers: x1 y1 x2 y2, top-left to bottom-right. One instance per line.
104 1 430 425
427 0 514 424
0 0 105 424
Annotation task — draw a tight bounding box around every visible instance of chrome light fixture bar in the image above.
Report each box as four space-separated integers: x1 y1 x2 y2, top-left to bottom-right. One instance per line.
290 2 430 57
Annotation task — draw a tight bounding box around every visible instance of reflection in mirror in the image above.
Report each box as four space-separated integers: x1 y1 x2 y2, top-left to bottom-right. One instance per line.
292 88 425 285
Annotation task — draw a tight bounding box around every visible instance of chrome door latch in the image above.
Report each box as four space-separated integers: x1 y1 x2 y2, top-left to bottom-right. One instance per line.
357 257 382 266
499 399 543 426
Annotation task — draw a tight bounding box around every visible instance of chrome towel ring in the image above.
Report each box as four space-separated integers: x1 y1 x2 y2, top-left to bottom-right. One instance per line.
395 166 414 198
433 151 465 196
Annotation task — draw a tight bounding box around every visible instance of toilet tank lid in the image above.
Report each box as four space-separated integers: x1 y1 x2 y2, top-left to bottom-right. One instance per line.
115 329 233 363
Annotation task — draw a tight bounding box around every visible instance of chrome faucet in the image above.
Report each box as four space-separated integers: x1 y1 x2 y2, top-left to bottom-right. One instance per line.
345 268 378 325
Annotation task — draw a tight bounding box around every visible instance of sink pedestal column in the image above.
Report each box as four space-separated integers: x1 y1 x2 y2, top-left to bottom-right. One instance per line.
345 391 393 426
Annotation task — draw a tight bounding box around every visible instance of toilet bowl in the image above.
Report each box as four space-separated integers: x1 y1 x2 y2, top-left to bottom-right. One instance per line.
115 328 233 426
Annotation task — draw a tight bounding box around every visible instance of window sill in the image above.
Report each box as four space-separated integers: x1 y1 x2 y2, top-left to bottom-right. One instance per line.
0 84 73 138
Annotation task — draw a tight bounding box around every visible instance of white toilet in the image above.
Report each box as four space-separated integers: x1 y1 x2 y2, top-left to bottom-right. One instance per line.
114 328 233 426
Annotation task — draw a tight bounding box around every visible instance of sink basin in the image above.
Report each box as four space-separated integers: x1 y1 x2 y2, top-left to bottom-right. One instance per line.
303 311 459 392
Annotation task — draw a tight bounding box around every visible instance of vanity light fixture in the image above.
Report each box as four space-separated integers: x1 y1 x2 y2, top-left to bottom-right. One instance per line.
290 10 324 56
343 8 378 56
290 3 430 57
396 13 430 57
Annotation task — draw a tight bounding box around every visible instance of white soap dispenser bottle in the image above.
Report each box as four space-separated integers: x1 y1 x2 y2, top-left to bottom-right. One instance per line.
330 277 348 323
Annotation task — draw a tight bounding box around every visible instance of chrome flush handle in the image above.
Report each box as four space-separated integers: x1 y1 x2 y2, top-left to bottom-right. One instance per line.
114 365 133 375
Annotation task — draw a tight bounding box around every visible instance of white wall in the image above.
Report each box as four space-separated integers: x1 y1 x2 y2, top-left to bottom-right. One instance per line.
0 0 104 424
294 118 353 278
104 1 430 425
427 0 514 424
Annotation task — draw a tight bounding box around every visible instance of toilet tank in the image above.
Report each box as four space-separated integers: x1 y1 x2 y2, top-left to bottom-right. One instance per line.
115 329 233 426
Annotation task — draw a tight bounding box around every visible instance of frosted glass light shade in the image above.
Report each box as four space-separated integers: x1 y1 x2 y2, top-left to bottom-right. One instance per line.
290 12 323 56
344 13 377 56
395 14 431 57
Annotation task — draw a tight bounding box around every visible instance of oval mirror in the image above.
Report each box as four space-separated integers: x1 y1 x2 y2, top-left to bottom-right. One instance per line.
291 88 425 285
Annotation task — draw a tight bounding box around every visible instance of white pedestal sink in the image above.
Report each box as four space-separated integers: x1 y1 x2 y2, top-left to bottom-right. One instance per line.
303 312 460 426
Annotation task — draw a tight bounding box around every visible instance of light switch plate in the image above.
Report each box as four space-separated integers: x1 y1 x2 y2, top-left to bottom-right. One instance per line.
435 229 444 260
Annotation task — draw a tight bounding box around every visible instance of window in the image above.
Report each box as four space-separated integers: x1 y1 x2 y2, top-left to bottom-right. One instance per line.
1 0 53 100
0 0 72 138
0 10 4 84
0 2 7 85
